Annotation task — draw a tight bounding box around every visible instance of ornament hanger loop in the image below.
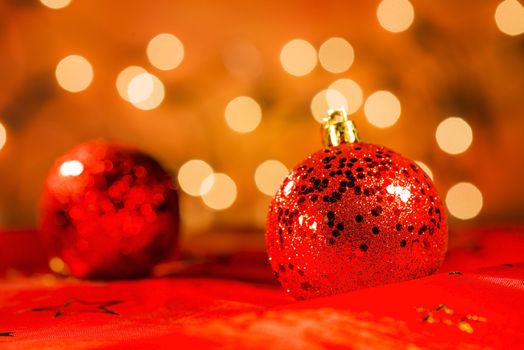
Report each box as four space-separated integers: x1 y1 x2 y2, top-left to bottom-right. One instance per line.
321 107 360 148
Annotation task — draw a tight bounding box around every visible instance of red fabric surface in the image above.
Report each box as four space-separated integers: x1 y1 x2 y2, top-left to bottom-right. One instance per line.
1 227 523 349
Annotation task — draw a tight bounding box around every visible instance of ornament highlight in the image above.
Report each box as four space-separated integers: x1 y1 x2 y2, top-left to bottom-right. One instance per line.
266 109 448 299
40 141 179 279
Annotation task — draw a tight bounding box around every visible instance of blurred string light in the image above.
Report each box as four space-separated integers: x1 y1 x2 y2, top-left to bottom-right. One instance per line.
435 117 473 155
495 0 524 36
376 0 415 33
0 122 6 151
223 40 263 80
310 89 347 123
280 39 317 76
40 0 72 9
177 160 214 197
146 33 184 71
126 72 165 110
446 182 483 220
116 66 146 101
255 160 289 196
224 96 262 133
55 55 93 93
200 173 237 210
364 90 401 128
328 79 363 115
318 37 355 74
414 161 434 181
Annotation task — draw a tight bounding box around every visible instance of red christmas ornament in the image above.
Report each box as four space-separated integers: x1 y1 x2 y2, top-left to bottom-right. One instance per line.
40 141 179 279
266 109 448 299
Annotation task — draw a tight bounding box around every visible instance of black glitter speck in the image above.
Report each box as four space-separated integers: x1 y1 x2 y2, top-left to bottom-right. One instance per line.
301 282 312 290
372 226 380 235
359 244 368 252
355 214 364 223
371 207 382 216
400 240 407 247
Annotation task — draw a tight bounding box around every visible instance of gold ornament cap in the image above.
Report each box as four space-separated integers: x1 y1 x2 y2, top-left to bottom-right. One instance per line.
321 108 360 147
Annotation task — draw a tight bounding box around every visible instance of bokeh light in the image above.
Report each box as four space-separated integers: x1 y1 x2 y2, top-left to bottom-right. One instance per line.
328 78 363 115
435 117 473 155
415 161 434 181
49 256 67 274
201 173 237 210
59 160 84 177
255 160 289 196
40 0 72 10
318 37 355 74
127 72 165 110
177 160 214 197
311 89 347 123
116 66 147 102
0 122 6 151
495 0 524 36
225 96 262 133
55 55 93 93
377 0 415 33
128 73 154 104
280 39 317 77
364 90 401 128
446 182 483 220
146 33 185 71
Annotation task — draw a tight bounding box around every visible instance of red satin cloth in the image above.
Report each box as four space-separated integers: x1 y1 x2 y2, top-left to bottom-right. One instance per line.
1 227 523 349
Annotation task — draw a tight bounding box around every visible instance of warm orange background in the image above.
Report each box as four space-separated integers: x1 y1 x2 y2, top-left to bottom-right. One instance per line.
0 0 523 233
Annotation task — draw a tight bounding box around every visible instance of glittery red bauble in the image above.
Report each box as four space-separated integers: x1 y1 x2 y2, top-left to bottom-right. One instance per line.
40 141 179 279
266 142 448 299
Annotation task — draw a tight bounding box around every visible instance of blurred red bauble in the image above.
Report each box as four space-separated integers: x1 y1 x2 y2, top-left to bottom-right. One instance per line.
266 110 448 299
40 141 179 279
